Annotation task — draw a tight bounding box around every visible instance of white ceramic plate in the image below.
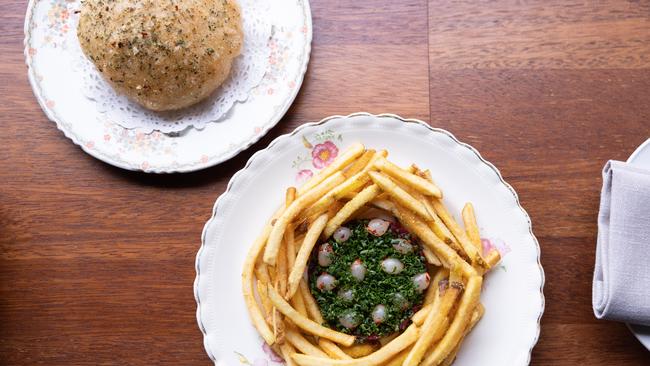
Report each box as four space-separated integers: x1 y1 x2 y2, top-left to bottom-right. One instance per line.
626 138 650 350
24 0 312 173
195 113 544 365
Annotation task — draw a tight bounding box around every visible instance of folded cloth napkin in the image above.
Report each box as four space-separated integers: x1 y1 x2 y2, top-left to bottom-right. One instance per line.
594 160 650 325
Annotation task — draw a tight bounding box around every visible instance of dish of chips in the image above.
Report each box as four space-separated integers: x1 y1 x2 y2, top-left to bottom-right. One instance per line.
243 142 506 365
195 113 544 365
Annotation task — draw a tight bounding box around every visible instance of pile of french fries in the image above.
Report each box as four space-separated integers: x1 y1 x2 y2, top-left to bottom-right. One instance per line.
242 142 501 366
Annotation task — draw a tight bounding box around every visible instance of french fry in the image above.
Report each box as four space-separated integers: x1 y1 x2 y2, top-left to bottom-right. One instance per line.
291 288 308 317
332 172 372 200
265 172 345 265
379 176 450 267
286 188 298 267
462 202 503 274
268 285 355 346
319 339 353 360
327 201 344 219
384 348 411 366
417 169 434 183
389 174 461 254
421 276 483 365
461 202 481 251
343 149 375 177
422 246 443 266
304 196 335 219
423 200 460 250
277 243 288 296
271 288 286 344
304 204 332 228
339 191 358 200
286 228 297 267
412 304 451 328
369 197 395 212
471 303 485 323
485 249 501 269
430 199 486 269
256 280 273 318
379 333 399 347
332 150 388 199
287 214 329 298
440 303 485 366
268 265 277 282
305 150 388 219
439 348 457 366
368 171 431 220
403 279 462 366
408 166 457 244
390 203 476 278
351 206 386 221
412 303 431 326
424 268 448 305
340 343 378 358
291 324 419 366
298 142 365 195
414 266 461 327
374 157 442 198
293 233 307 246
323 184 382 238
300 279 324 324
285 327 329 357
243 213 281 345
256 262 272 284
279 342 298 366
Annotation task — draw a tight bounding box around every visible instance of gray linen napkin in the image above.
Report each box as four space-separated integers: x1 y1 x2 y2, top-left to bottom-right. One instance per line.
593 160 650 325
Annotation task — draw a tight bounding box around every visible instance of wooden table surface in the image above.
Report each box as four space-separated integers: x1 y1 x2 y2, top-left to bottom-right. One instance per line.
2 0 649 364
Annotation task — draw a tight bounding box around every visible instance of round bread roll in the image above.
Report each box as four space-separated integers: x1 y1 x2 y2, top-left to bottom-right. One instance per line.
77 0 243 111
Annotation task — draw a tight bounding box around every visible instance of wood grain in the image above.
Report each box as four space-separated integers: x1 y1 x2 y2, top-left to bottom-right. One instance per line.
1 0 649 364
428 1 650 69
428 1 650 364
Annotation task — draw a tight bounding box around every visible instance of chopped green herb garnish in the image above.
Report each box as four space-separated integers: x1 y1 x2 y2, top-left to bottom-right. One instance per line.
309 220 427 341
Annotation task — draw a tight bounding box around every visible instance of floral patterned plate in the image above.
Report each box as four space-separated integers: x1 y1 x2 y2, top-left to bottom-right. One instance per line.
23 0 312 173
195 113 545 365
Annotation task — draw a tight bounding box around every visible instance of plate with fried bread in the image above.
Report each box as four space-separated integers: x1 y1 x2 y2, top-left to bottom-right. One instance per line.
195 113 544 365
24 0 311 172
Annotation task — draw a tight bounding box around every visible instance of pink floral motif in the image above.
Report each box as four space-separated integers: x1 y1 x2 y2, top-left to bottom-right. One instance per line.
291 130 343 182
296 169 313 184
262 342 283 362
200 155 209 163
46 2 73 42
311 141 338 169
103 134 111 142
481 238 511 257
85 141 94 149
